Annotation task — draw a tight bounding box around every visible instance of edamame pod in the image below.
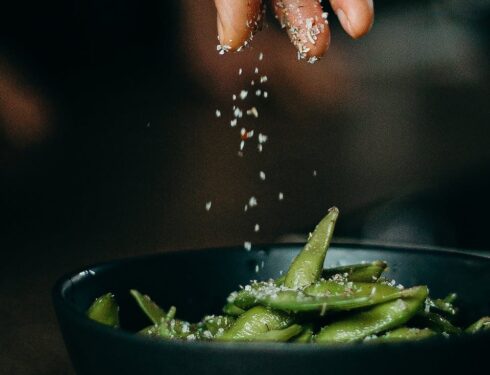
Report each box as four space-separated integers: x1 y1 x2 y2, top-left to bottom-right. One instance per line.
217 306 293 341
275 260 387 285
416 311 462 335
222 302 246 316
315 286 428 344
200 315 236 336
231 280 408 314
253 324 303 342
130 289 167 325
86 293 119 327
293 324 314 343
284 207 339 289
427 293 458 316
465 317 490 334
322 260 388 282
375 327 436 342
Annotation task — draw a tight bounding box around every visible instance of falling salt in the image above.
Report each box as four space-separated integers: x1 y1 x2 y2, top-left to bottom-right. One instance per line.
249 196 258 207
260 76 268 83
263 91 268 98
278 192 284 201
230 119 237 127
215 109 221 118
259 171 266 180
255 89 262 96
258 134 268 143
258 52 264 61
239 90 248 100
313 170 317 177
205 201 212 211
244 241 252 251
255 264 260 273
247 107 259 118
254 224 260 232
238 68 243 75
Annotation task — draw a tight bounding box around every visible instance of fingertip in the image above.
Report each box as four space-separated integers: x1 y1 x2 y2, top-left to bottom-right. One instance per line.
215 0 263 52
272 0 330 62
334 0 374 39
306 24 331 59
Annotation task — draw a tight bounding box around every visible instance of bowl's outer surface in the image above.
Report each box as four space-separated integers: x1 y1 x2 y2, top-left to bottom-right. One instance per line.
53 244 490 375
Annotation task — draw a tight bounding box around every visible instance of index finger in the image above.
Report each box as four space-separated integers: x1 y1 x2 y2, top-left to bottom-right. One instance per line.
214 0 264 53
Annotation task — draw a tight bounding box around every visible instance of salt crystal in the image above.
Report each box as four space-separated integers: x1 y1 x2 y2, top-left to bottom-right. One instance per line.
258 133 268 143
249 196 258 207
259 171 266 180
258 52 264 61
260 76 268 83
254 224 260 232
244 241 252 251
278 192 284 200
263 91 268 98
255 89 262 96
246 107 259 118
238 68 243 75
240 140 245 150
215 109 221 118
230 119 237 127
205 201 212 211
232 94 237 101
254 67 259 74
255 264 259 273
240 90 248 100
313 170 317 177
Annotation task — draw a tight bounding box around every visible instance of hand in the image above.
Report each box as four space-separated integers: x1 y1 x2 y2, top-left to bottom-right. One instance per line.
214 0 374 62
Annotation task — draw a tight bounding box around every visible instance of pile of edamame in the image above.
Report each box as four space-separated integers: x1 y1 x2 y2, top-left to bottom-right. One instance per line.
87 207 489 344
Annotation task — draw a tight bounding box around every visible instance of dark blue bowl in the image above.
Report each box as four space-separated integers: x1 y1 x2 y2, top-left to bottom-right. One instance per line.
53 243 490 375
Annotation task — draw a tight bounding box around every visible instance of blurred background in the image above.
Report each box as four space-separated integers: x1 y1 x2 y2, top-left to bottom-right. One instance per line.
1 0 489 373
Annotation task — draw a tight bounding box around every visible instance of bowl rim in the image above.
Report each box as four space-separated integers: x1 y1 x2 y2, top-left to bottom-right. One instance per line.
52 242 490 353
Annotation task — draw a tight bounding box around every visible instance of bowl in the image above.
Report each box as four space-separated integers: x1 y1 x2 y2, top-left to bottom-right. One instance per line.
53 243 490 375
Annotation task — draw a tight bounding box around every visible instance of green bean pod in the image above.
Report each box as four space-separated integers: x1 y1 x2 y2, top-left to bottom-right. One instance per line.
315 286 429 344
284 207 339 289
86 292 120 328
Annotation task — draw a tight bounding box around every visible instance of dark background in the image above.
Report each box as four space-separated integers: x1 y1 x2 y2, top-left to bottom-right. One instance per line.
1 0 489 373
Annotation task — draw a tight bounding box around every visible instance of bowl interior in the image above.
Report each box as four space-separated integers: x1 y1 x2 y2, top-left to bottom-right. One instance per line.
59 244 490 331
